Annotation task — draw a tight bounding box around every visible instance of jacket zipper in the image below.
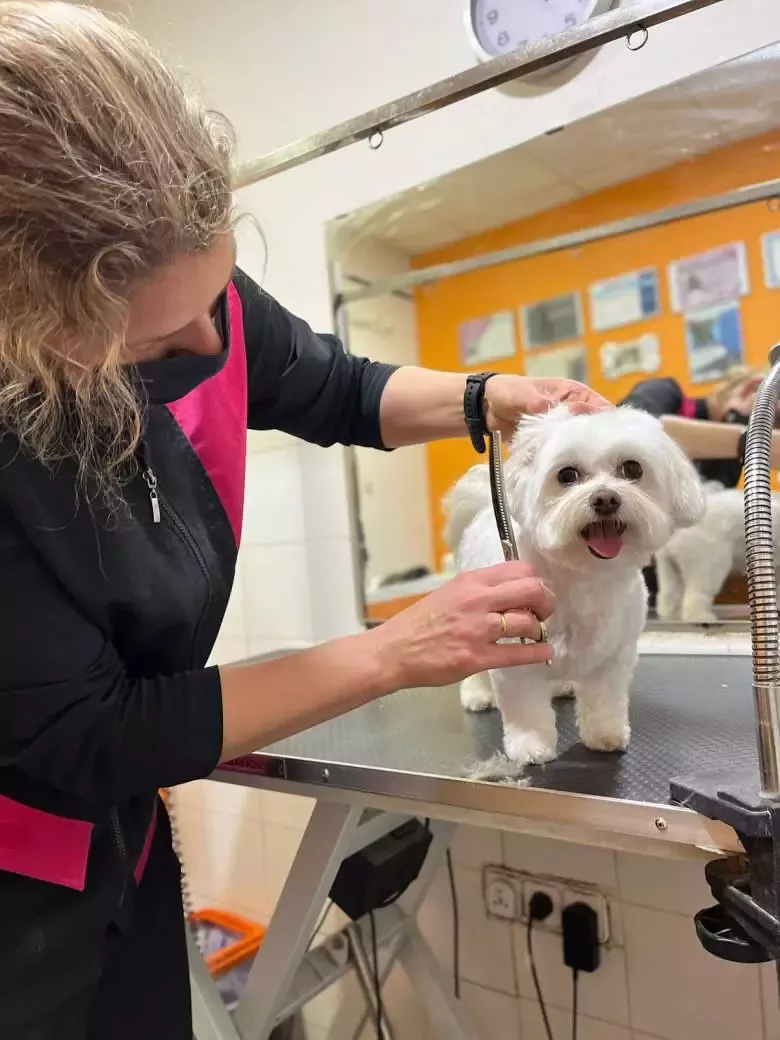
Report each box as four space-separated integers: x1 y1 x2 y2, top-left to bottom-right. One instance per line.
137 440 213 668
141 464 161 524
160 497 213 668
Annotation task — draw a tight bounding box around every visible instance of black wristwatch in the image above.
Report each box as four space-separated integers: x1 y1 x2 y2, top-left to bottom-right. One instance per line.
464 372 497 454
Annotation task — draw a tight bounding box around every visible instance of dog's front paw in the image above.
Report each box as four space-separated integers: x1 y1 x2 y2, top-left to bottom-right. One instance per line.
656 595 679 621
503 726 557 766
580 721 631 753
460 674 496 713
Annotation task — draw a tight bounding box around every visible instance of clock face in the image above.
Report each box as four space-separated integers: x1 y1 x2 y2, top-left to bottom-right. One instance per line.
470 0 603 59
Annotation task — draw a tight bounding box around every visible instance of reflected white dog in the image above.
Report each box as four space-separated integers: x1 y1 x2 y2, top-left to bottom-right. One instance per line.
444 407 704 768
656 487 780 623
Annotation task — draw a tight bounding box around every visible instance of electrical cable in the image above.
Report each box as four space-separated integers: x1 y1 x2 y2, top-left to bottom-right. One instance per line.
572 969 579 1040
369 910 383 1039
527 918 555 1040
445 848 461 999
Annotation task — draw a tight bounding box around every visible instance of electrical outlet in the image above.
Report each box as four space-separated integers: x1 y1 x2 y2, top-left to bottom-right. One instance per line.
562 885 610 945
481 865 612 944
483 866 522 920
523 880 562 932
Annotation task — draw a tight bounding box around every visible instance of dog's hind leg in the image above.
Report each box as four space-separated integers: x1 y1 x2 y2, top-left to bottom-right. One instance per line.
655 551 682 620
678 544 732 624
460 672 496 712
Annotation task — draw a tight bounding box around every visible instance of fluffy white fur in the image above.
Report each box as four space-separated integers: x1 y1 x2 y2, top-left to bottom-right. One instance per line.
444 406 705 767
656 486 780 623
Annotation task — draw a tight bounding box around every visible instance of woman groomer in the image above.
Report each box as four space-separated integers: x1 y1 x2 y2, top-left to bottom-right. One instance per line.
0 4 607 1038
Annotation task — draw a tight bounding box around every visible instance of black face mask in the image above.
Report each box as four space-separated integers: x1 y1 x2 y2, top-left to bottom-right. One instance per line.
134 291 230 406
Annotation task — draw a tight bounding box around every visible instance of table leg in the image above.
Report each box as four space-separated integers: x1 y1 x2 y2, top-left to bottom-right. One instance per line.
234 801 363 1040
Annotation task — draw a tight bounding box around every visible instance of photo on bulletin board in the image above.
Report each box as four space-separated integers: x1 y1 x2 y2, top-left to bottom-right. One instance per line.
458 311 516 367
524 345 588 384
685 303 744 384
762 231 780 289
600 333 661 381
521 293 583 351
589 269 659 332
668 242 749 313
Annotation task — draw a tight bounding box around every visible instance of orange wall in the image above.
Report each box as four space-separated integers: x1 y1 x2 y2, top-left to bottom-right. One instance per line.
414 131 780 565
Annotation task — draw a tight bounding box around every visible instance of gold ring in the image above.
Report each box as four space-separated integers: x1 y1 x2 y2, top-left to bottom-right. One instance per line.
538 620 548 643
499 613 508 638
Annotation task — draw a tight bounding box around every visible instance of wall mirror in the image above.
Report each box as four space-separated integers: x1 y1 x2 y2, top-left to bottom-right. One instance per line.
327 43 780 631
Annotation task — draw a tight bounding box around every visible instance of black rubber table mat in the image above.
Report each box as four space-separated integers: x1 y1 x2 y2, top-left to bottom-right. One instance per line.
265 656 758 805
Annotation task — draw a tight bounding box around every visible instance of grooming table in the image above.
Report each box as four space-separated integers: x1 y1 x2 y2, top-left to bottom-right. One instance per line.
190 653 756 1040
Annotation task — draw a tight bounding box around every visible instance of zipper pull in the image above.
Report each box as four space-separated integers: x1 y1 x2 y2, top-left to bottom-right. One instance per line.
142 466 161 524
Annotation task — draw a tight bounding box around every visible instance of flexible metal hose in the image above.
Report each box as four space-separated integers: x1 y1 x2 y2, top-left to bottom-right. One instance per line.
744 346 780 797
488 431 519 562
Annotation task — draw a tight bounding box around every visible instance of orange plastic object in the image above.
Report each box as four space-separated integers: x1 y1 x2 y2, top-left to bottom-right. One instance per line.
189 909 266 977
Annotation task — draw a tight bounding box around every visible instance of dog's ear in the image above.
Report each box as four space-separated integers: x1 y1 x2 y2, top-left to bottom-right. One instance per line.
509 406 572 466
665 439 706 528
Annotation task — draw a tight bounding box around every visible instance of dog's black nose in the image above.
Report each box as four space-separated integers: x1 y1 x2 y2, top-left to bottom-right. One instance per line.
591 491 621 516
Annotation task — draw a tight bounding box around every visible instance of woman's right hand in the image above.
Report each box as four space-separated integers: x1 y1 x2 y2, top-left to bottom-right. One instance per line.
367 561 555 691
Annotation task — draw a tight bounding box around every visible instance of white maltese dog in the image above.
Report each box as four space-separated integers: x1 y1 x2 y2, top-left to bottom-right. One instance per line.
656 486 780 623
444 406 704 767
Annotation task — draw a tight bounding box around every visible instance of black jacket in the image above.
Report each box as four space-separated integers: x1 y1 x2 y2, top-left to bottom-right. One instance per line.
0 269 394 994
620 377 745 488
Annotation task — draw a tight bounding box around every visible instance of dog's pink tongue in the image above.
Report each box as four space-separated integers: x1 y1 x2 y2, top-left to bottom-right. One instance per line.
585 529 623 559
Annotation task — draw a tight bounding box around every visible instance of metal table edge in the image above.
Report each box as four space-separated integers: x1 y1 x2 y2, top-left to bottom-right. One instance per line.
214 751 741 853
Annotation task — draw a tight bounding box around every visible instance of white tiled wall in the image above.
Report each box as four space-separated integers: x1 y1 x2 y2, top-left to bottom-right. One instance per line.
174 792 777 1039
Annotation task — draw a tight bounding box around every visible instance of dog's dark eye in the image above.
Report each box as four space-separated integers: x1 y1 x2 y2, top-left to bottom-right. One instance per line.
619 460 643 481
557 466 580 486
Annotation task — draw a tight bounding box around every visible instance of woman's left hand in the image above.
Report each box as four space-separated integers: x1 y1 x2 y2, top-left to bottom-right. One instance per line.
483 375 611 435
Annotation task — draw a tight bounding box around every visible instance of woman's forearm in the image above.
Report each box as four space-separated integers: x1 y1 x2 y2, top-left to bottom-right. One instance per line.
379 367 467 448
218 634 393 762
660 416 741 459
661 415 780 468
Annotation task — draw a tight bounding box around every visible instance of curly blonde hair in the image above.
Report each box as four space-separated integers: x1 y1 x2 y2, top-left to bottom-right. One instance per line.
0 1 234 494
707 365 765 418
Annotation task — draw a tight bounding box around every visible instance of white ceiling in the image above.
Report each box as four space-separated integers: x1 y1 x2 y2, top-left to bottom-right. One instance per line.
333 43 780 257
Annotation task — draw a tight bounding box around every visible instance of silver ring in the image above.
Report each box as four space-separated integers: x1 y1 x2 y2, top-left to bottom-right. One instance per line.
626 25 649 51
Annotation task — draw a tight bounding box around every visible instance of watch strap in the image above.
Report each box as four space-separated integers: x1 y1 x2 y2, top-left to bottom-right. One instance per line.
464 372 497 454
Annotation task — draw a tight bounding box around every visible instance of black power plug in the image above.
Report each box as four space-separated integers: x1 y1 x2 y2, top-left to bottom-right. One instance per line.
528 889 554 923
562 902 600 974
